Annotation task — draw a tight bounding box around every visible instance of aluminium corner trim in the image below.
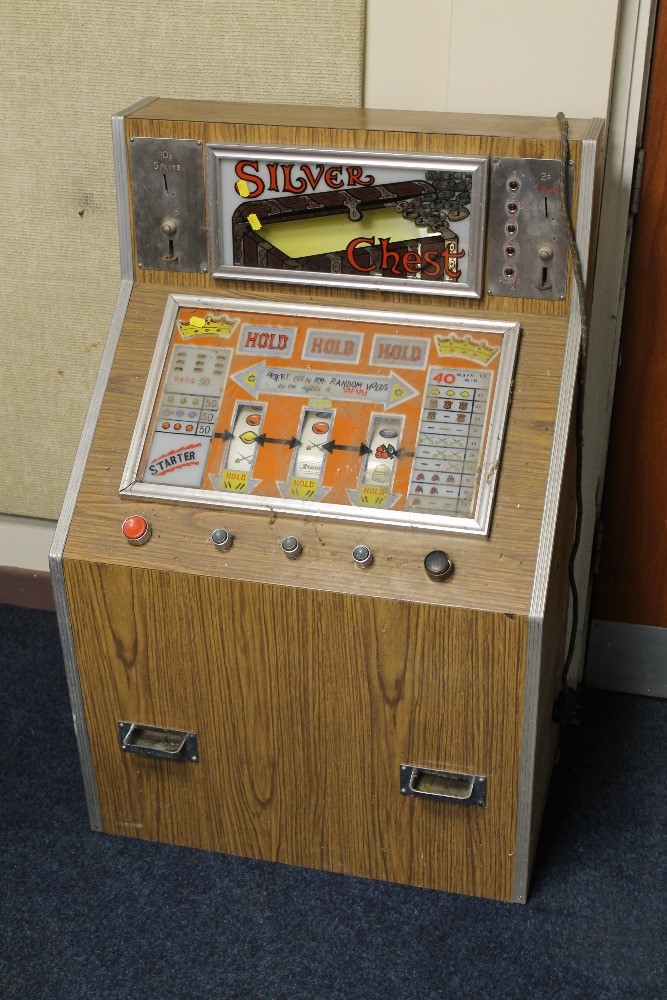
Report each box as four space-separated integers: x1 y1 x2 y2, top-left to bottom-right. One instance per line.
512 286 583 903
112 97 156 280
512 124 601 901
49 277 134 832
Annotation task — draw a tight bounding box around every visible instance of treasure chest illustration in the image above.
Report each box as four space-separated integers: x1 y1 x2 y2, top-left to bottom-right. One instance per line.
232 172 472 282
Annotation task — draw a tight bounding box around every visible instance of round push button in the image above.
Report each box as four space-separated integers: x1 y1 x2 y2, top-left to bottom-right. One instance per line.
424 550 454 581
352 544 373 568
122 515 151 546
281 536 302 559
211 527 233 552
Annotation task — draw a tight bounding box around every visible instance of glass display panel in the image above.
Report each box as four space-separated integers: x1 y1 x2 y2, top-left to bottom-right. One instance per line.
207 146 487 299
122 295 519 535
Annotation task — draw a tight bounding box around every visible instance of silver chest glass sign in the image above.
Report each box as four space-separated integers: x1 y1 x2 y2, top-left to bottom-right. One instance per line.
207 146 488 298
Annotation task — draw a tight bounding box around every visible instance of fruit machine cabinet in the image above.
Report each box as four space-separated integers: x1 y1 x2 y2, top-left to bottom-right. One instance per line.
51 99 604 902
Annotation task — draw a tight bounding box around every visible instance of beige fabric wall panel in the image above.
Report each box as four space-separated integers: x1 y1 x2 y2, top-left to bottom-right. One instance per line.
1 0 365 520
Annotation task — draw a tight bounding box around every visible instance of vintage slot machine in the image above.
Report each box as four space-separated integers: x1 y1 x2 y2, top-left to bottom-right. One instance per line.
51 99 604 902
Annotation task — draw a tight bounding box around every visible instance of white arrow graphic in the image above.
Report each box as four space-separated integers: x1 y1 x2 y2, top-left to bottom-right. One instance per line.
232 363 417 410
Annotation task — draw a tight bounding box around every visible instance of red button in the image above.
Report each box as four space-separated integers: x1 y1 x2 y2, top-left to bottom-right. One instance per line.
122 515 151 545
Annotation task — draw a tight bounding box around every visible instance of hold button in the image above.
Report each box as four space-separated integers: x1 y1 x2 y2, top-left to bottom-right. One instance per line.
424 550 454 581
281 536 302 559
352 544 373 568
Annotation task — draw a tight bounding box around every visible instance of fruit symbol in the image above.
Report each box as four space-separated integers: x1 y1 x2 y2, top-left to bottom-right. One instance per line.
375 443 396 460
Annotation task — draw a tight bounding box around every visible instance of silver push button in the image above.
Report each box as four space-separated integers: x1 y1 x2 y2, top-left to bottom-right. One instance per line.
210 527 233 551
352 544 373 568
281 536 302 559
424 550 454 581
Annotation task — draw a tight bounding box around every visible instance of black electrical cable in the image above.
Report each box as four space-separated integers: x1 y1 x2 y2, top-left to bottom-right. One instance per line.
555 111 589 705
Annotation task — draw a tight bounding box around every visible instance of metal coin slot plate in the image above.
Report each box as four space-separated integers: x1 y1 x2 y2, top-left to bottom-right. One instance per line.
118 721 199 762
486 157 573 300
129 137 207 273
400 764 486 805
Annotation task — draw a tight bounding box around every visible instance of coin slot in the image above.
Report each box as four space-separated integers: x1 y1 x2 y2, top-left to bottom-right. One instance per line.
537 266 552 291
164 237 178 264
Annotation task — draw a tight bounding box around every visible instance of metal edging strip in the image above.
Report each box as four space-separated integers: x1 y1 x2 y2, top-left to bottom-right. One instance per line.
48 100 152 830
512 122 602 902
49 277 133 831
113 97 157 281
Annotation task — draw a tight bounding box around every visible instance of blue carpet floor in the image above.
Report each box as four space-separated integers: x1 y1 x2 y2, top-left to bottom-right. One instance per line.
1 603 665 999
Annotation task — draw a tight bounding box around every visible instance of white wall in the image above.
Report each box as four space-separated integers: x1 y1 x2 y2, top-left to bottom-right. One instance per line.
365 2 454 110
0 515 55 573
447 1 620 118
365 0 620 118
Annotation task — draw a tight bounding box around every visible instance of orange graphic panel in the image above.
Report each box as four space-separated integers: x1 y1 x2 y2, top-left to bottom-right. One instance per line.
133 298 518 532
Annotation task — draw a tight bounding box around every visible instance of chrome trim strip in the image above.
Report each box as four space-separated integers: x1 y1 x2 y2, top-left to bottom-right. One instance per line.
112 98 156 281
120 293 518 536
119 294 179 492
49 277 134 832
50 97 153 827
513 128 601 902
111 97 156 281
114 96 158 119
49 555 102 830
136 293 511 332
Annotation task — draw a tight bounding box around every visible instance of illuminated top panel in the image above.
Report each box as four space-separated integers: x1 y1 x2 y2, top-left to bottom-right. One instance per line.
122 295 518 534
207 146 488 298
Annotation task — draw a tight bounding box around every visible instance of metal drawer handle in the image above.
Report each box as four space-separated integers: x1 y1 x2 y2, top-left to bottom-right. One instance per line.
118 722 198 762
400 764 486 805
